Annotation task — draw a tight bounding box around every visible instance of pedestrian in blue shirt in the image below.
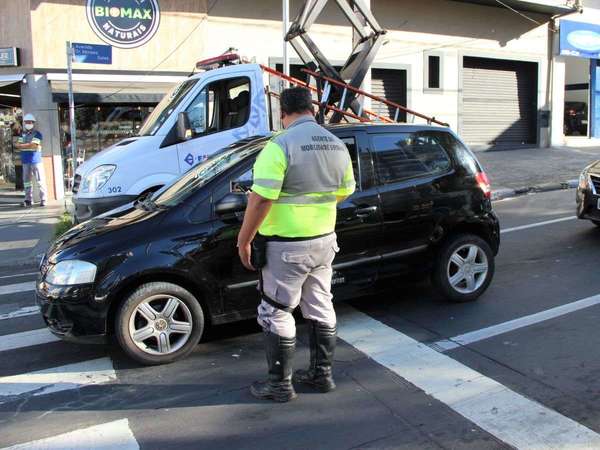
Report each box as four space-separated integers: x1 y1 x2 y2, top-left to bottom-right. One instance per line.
15 114 47 207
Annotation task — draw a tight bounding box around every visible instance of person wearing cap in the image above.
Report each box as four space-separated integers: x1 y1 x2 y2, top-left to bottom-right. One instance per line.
15 113 46 207
237 87 356 402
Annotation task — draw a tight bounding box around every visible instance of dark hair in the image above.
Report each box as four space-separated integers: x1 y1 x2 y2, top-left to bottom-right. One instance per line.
280 87 314 115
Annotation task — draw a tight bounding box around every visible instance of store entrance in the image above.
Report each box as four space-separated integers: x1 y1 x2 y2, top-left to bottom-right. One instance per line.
564 55 590 137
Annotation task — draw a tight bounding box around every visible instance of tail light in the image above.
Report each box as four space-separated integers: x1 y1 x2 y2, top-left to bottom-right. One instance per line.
569 109 577 116
476 172 491 199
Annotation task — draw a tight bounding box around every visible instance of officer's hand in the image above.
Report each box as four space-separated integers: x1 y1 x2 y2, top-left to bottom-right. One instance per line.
238 243 255 271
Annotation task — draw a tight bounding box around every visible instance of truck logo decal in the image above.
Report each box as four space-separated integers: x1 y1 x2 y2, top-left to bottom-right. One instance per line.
86 0 161 49
184 153 194 166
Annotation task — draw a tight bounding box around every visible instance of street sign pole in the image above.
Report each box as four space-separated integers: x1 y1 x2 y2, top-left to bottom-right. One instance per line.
283 0 290 88
66 41 77 178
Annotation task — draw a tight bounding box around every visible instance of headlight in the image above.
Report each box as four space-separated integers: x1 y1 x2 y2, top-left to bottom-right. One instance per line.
81 165 116 193
579 171 589 189
46 260 97 285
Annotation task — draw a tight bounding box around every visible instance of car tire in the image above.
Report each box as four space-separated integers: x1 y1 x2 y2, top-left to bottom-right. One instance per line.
115 282 205 365
432 234 495 303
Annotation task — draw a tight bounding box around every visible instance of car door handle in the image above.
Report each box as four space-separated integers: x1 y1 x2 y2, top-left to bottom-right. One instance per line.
355 206 378 217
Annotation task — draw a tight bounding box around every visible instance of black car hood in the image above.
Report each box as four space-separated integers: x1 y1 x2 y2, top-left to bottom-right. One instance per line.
49 204 165 261
588 160 600 176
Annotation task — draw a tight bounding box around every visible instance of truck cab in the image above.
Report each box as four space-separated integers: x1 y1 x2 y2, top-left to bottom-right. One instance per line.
72 61 270 222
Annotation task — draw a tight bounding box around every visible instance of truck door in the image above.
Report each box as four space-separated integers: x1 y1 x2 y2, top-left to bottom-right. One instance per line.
176 75 262 172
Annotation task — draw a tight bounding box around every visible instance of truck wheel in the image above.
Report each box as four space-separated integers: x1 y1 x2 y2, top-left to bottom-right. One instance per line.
115 282 204 365
432 234 494 303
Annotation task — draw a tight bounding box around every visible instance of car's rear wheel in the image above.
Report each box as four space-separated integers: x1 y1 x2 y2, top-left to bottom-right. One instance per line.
115 282 204 365
432 234 494 302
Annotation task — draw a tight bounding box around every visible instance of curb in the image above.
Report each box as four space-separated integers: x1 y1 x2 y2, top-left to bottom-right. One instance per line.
492 179 578 201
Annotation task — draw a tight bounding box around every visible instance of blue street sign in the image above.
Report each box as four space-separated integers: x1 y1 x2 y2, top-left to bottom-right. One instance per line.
560 20 600 59
0 48 19 67
72 42 112 64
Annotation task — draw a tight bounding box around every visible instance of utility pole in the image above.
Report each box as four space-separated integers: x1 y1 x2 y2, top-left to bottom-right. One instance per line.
66 42 78 179
283 0 290 87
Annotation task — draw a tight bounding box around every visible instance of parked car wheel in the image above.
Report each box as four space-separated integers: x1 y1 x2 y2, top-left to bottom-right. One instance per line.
115 282 205 365
432 234 494 302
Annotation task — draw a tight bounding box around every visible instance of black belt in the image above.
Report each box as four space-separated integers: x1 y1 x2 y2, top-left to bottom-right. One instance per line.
263 232 334 242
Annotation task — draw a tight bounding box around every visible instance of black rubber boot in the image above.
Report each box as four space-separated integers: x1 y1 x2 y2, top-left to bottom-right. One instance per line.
293 320 336 392
250 332 297 402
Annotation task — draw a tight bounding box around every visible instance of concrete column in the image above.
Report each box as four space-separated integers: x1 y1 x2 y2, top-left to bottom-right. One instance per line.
20 74 64 200
550 55 566 147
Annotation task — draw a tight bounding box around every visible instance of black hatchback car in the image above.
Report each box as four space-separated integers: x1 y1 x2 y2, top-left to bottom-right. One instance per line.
38 124 500 365
577 161 600 225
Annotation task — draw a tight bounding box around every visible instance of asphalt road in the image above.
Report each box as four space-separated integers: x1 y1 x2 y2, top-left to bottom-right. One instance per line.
1 189 600 449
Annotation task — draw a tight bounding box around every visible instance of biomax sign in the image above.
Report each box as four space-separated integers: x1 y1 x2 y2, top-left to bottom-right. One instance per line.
86 0 161 49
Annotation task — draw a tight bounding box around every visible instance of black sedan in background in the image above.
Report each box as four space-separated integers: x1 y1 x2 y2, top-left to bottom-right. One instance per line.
38 124 500 365
577 161 600 226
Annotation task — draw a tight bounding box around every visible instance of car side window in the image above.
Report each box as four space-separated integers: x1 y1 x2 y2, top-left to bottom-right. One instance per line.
230 167 253 193
370 132 452 185
340 137 360 188
184 76 250 138
434 131 480 175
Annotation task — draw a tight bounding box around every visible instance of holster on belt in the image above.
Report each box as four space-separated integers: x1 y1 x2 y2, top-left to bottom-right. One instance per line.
251 234 267 270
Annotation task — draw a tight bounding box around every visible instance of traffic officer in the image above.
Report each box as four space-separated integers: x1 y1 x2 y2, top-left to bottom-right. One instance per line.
237 87 356 402
15 114 46 207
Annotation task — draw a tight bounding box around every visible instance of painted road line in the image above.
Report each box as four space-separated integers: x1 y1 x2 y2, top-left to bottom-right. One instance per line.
0 357 116 401
1 419 138 450
338 306 600 449
0 328 60 353
433 293 600 352
501 216 577 234
0 272 37 280
0 305 40 321
0 239 39 252
0 281 36 296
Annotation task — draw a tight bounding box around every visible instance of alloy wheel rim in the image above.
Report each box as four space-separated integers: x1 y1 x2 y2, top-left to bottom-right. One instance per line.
446 244 488 294
129 294 193 356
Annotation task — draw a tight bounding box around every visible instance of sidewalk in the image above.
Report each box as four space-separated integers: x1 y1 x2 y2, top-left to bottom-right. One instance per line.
477 145 600 200
0 185 65 269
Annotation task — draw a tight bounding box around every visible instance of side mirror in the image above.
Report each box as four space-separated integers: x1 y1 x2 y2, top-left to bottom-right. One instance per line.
176 112 192 141
215 192 248 216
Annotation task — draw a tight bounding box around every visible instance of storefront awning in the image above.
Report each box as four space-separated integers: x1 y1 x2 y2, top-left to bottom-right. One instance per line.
451 0 579 16
47 73 187 104
0 73 24 89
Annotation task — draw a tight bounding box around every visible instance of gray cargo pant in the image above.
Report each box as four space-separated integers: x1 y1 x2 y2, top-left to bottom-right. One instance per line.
23 162 47 203
257 233 339 338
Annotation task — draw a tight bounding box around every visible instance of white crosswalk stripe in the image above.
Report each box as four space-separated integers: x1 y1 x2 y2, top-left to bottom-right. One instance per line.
0 419 139 450
0 328 61 352
0 281 36 296
0 357 116 402
338 305 600 449
0 305 40 321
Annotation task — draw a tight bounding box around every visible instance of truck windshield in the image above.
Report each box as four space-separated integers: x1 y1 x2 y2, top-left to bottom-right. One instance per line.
138 79 198 136
153 138 267 207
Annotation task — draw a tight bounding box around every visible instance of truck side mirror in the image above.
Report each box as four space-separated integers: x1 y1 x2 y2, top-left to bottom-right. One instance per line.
215 193 248 217
177 112 192 141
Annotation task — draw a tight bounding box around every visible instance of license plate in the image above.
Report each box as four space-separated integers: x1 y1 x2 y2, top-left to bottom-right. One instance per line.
582 120 588 124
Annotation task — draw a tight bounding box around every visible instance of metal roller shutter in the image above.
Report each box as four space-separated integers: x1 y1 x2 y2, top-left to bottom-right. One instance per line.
371 69 407 122
461 57 538 148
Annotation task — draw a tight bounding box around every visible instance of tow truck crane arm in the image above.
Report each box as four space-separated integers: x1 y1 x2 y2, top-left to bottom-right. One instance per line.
285 0 387 123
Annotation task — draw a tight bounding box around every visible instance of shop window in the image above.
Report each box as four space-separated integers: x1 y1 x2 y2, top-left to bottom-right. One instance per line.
424 52 443 91
60 104 154 163
184 76 250 139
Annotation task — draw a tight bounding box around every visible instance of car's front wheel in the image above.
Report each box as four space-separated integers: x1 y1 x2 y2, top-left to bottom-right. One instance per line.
432 234 494 302
115 282 205 365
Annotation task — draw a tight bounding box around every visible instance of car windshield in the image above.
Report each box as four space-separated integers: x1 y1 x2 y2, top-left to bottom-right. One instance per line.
138 79 198 136
153 138 267 207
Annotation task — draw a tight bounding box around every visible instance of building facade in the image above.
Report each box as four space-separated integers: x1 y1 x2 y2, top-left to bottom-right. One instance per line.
0 0 588 199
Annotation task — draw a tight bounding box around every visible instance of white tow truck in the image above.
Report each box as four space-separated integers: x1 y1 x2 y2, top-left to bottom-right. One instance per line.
72 0 446 222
